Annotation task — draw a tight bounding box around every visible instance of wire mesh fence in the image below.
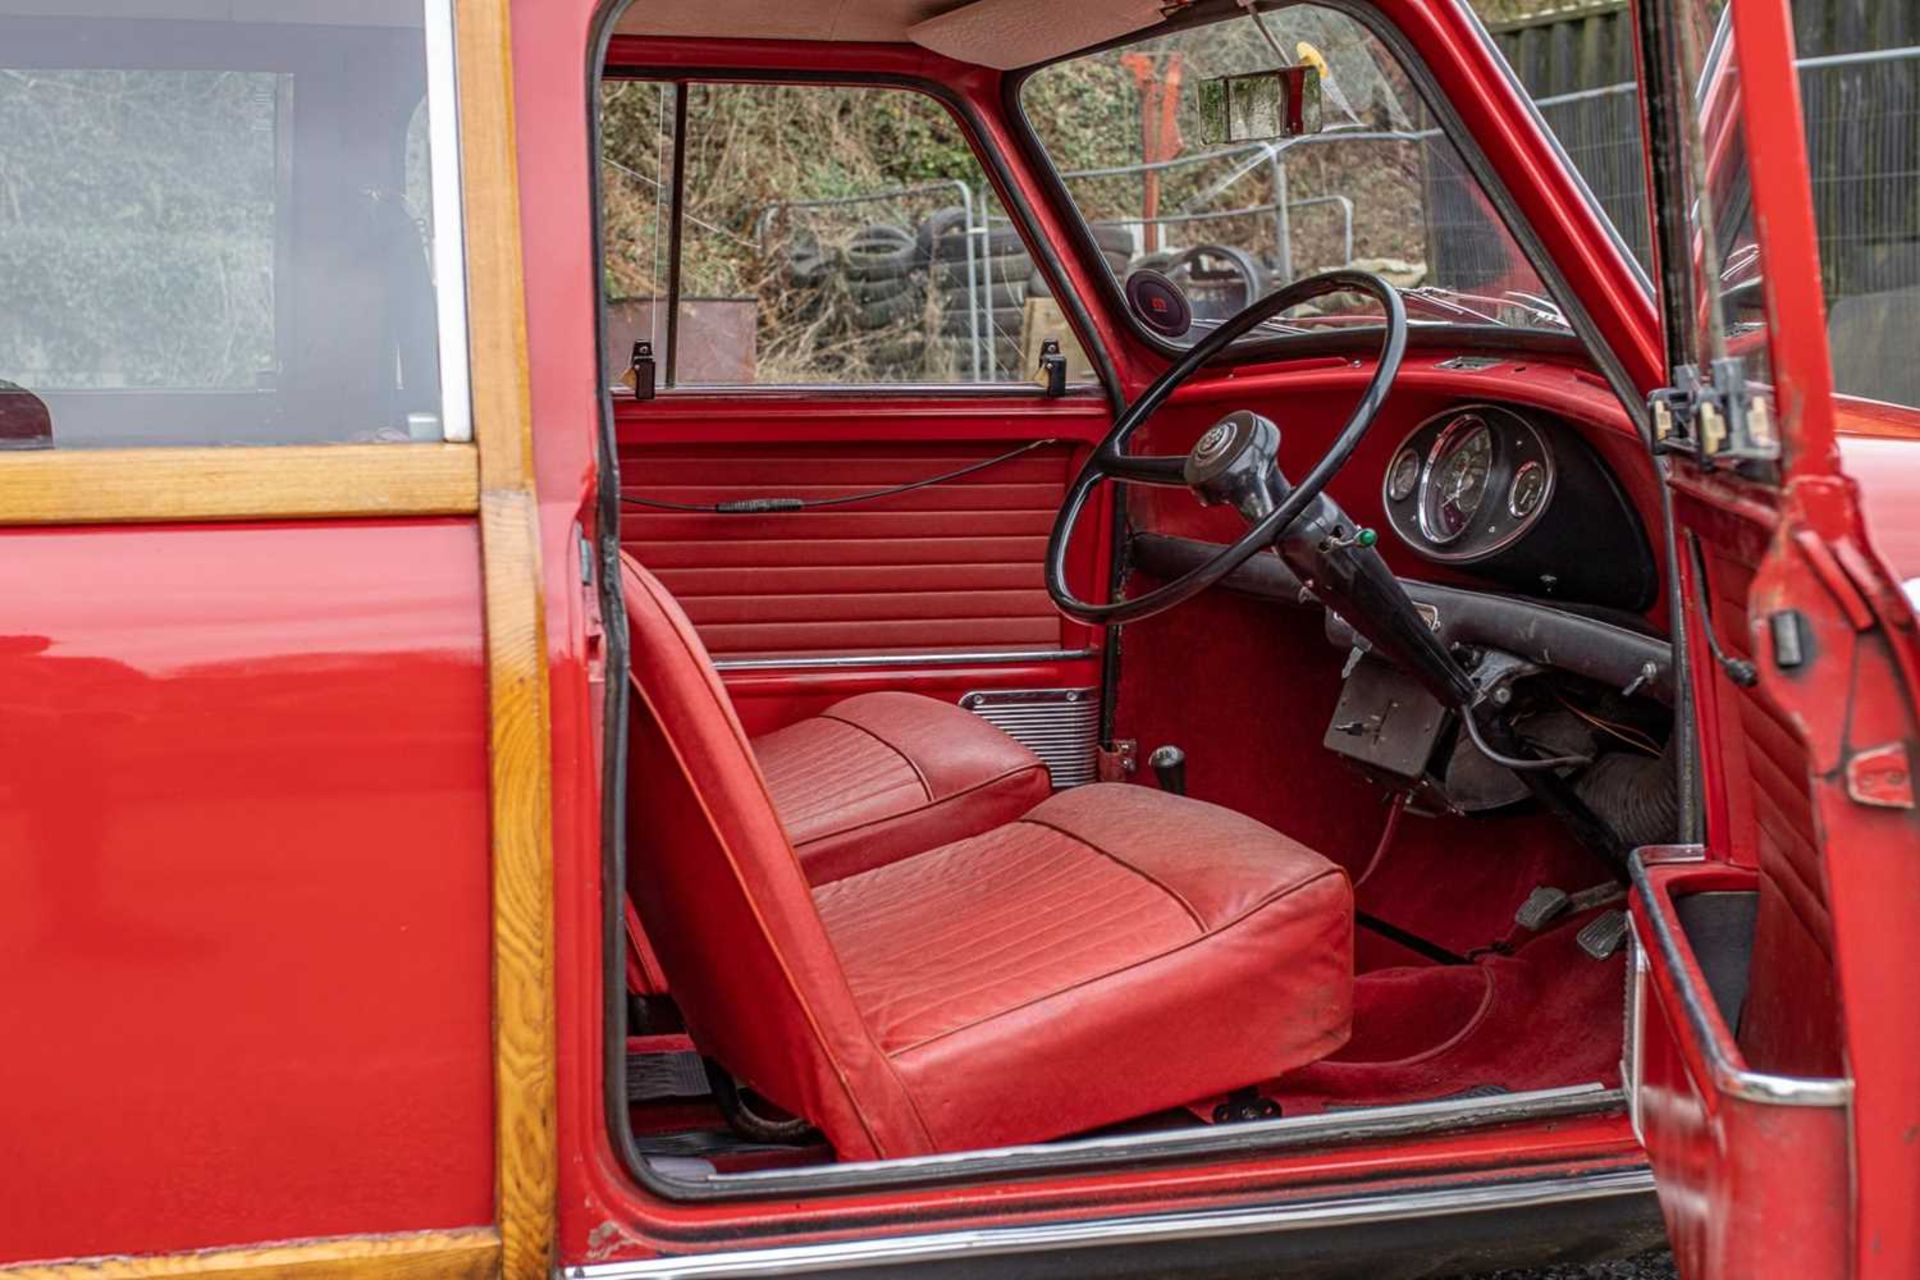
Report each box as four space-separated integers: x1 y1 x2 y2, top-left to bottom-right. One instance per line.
1498 46 1920 305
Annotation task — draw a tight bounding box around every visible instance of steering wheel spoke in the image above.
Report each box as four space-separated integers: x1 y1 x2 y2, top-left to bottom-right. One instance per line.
1100 452 1189 487
1044 270 1408 626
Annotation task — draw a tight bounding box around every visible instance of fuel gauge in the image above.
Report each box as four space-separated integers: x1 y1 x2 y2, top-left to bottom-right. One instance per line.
1508 460 1548 519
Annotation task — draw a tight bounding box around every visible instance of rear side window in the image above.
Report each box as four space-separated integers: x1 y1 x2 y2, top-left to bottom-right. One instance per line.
599 80 1092 390
0 2 468 448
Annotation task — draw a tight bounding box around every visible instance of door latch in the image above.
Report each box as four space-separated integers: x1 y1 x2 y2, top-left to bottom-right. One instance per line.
1648 357 1779 467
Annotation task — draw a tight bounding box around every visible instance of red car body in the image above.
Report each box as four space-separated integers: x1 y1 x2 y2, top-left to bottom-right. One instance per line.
2 0 1917 1278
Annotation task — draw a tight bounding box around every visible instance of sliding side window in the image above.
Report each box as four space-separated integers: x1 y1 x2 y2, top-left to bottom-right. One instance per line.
0 1 468 448
600 79 1091 390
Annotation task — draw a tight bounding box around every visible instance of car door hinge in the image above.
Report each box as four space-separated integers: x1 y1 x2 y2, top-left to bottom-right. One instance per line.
1845 741 1915 810
1648 358 1780 468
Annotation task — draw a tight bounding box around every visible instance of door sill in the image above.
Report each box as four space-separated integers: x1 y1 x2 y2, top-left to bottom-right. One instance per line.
639 1082 1620 1199
568 1163 1656 1279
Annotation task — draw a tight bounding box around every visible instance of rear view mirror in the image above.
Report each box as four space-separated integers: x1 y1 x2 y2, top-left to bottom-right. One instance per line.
1198 64 1322 144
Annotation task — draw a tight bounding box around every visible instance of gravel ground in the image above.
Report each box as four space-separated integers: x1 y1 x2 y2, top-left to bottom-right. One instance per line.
1448 1252 1677 1279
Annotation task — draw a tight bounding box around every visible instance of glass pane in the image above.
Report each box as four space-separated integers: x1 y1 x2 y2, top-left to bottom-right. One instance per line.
1478 0 1918 409
600 80 676 390
1473 1 1651 275
1021 4 1574 347
1663 2 1773 386
0 2 464 449
599 80 1091 389
1800 12 1920 409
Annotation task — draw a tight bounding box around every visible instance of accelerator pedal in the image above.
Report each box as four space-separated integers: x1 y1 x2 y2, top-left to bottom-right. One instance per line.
1576 909 1631 959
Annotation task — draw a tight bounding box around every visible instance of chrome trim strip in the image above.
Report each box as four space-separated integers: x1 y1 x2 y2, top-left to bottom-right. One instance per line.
678 1085 1616 1192
423 0 473 444
1624 933 1648 1144
566 1167 1656 1278
1628 848 1853 1107
712 648 1095 672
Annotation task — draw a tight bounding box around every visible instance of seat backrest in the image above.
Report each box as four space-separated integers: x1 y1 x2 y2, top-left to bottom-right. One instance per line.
618 555 931 1159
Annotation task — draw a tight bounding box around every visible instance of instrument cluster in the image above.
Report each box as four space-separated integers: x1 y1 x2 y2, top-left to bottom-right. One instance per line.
1378 402 1656 611
1382 405 1556 562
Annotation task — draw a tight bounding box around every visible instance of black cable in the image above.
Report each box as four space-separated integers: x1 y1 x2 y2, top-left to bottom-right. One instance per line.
619 438 1060 514
1462 706 1593 772
1355 912 1470 965
1686 531 1759 688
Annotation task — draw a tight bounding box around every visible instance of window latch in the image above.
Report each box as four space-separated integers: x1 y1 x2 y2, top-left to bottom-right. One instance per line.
623 340 657 401
1648 357 1778 468
1036 338 1068 398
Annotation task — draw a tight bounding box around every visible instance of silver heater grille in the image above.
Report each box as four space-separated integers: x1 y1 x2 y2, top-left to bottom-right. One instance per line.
959 688 1101 788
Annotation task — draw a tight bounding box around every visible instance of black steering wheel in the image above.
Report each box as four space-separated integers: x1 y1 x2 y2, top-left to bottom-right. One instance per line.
1045 270 1408 625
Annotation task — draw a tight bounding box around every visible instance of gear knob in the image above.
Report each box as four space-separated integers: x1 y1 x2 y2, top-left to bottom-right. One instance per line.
1147 744 1187 797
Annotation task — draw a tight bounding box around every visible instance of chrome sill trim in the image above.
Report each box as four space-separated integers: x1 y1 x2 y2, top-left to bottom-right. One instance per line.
564 1166 1655 1279
1627 848 1854 1108
700 1084 1614 1191
712 648 1095 672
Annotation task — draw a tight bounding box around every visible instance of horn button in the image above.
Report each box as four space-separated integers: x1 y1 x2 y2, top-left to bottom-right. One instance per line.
1184 410 1287 520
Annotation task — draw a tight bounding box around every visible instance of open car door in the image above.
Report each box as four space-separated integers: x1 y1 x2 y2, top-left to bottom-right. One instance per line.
1626 0 1920 1275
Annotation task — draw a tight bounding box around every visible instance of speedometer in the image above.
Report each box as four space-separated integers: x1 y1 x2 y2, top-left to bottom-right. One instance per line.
1418 415 1493 545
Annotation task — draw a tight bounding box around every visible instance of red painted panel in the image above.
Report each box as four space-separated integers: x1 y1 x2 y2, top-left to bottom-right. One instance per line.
0 520 493 1263
1631 861 1850 1279
621 441 1079 658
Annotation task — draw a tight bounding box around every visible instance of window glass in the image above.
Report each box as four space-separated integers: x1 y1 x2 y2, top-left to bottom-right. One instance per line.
1021 4 1573 346
598 80 1091 389
0 2 467 448
1481 0 1920 409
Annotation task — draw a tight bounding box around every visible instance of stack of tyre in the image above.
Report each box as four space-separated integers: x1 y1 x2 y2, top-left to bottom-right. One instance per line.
819 211 1135 382
840 223 930 378
925 213 1132 380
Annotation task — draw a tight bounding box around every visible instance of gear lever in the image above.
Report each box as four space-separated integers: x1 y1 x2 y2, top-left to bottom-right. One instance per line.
1148 745 1187 797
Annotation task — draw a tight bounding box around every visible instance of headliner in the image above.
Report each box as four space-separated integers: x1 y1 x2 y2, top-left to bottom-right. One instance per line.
613 0 960 44
609 0 1174 68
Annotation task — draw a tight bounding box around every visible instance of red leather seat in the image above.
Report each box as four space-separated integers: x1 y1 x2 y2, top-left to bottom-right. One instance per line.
621 554 1353 1158
753 692 1051 884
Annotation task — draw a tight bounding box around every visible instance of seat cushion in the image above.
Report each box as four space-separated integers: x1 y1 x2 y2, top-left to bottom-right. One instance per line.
752 691 1052 884
813 783 1353 1152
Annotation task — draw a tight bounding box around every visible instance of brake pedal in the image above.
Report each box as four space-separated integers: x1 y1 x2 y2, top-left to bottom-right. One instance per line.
1516 882 1628 933
1576 909 1630 959
1515 886 1571 931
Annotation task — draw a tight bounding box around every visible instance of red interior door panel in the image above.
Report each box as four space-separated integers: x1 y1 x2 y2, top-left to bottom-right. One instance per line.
613 395 1112 735
621 439 1076 660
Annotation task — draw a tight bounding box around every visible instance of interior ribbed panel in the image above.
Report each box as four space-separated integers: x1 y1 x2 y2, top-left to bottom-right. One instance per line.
1703 543 1845 1078
620 441 1071 658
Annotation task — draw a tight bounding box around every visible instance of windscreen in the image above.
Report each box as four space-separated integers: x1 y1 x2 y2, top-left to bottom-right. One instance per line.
1021 3 1573 344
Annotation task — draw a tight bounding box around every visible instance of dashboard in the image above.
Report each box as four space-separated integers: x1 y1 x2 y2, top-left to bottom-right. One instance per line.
1378 402 1657 612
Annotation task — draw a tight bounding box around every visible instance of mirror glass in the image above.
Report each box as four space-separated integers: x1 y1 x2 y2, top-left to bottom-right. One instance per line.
1199 64 1322 143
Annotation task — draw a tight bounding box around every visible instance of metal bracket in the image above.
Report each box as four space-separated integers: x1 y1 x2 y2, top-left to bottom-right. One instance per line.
1648 358 1779 468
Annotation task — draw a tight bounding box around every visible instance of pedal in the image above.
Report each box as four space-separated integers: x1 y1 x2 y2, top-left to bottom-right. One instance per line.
1516 882 1628 933
1576 909 1630 959
1515 886 1571 931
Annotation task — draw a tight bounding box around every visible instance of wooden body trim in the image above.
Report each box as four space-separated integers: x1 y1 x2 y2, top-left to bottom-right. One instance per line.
0 1230 500 1280
0 0 554 1272
0 445 479 525
454 0 559 1277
